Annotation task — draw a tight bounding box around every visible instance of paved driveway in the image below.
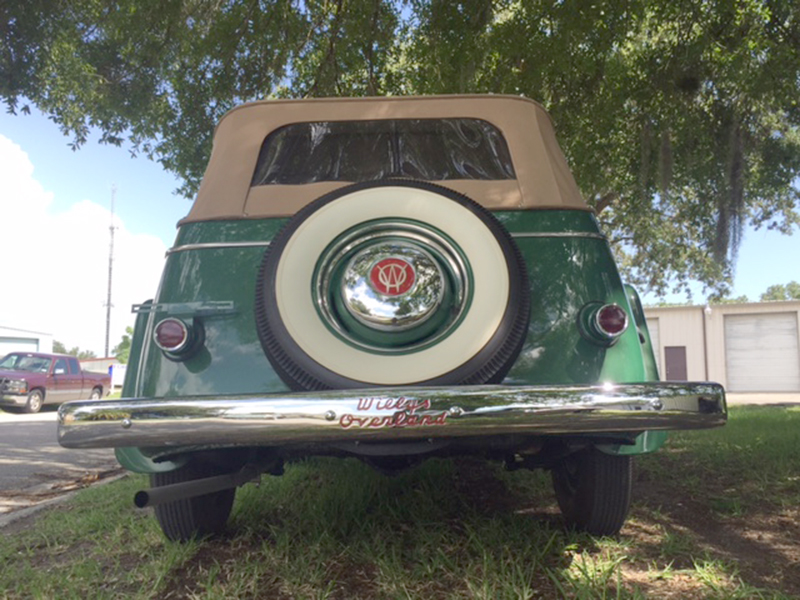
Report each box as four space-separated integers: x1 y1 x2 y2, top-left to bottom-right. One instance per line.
0 408 121 514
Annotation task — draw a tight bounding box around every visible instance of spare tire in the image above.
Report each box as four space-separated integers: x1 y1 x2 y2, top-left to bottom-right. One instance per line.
255 180 530 391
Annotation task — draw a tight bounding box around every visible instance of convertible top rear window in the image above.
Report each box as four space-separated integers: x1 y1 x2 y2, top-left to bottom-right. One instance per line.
251 118 516 185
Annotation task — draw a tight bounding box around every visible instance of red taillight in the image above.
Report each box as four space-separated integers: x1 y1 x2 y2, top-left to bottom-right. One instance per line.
577 302 630 346
154 318 190 352
596 304 628 337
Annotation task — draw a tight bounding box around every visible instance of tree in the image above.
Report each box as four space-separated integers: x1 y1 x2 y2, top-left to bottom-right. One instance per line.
3 0 798 296
112 326 133 364
760 281 800 302
708 294 750 304
52 340 97 359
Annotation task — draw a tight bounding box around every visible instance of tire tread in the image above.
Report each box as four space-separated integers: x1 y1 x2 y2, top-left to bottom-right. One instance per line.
151 462 235 542
552 447 632 536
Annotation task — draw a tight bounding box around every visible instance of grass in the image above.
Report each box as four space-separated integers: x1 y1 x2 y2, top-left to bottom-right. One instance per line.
1 405 799 599
639 405 800 506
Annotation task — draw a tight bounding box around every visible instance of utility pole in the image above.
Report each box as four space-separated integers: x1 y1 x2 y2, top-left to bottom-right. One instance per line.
105 185 117 357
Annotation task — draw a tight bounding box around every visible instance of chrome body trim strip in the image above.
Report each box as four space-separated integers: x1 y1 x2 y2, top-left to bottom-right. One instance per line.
510 232 607 240
131 301 236 317
166 234 606 255
58 382 726 449
166 241 271 255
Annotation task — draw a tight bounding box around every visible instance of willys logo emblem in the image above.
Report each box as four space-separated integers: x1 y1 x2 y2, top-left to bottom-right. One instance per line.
370 258 416 296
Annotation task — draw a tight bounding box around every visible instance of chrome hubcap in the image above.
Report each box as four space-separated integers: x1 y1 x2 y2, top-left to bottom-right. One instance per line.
313 220 472 353
342 242 444 331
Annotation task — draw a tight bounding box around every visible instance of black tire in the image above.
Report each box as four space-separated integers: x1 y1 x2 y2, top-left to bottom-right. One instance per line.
151 462 236 542
255 180 530 391
24 390 44 414
551 447 632 536
89 387 102 400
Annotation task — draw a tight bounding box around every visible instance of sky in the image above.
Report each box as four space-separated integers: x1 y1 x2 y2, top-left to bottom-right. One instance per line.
0 108 188 356
0 106 798 356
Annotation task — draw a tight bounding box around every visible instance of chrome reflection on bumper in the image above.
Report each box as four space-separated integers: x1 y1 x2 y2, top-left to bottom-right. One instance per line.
57 382 726 449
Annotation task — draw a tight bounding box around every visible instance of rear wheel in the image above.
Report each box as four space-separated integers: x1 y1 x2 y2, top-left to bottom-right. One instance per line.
551 447 632 536
24 390 44 414
89 387 102 400
151 462 236 542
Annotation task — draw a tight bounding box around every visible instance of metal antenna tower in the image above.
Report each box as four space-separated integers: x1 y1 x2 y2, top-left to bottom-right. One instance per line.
105 185 117 356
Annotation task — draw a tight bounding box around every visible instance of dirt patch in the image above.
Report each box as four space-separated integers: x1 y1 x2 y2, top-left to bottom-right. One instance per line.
625 474 800 597
451 456 520 514
160 537 277 600
0 467 125 530
429 456 799 598
159 533 387 600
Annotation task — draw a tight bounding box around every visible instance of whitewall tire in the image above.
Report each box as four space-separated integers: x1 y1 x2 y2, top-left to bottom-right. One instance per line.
255 180 530 390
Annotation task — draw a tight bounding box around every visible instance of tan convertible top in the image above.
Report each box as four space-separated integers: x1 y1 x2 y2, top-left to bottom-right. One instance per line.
183 95 589 223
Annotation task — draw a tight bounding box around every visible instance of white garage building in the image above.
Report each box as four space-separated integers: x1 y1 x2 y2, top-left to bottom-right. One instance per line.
0 325 54 356
644 301 800 401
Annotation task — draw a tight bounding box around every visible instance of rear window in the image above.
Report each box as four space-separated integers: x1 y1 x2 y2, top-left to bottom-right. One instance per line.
251 118 515 185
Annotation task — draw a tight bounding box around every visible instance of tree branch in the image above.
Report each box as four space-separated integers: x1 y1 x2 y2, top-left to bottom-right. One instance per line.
594 192 617 214
305 0 344 97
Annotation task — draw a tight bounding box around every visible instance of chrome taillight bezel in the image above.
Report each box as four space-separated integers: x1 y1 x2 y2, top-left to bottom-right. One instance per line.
595 304 629 338
154 318 192 354
577 302 630 346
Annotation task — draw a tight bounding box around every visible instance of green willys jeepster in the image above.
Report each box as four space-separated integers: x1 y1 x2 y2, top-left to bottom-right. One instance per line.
58 95 726 541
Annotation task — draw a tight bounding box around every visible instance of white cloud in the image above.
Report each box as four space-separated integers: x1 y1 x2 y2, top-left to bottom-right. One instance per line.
0 135 166 355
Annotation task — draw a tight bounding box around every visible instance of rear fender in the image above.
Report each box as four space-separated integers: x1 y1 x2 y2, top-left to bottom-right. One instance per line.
122 299 152 398
598 284 667 456
115 447 186 474
625 284 660 381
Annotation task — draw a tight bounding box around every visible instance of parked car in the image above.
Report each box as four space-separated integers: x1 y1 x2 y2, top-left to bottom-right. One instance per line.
0 352 111 413
58 95 726 541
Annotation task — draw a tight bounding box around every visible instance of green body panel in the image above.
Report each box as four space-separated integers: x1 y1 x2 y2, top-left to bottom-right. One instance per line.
174 218 289 245
116 446 186 473
116 301 181 473
136 245 291 398
125 209 665 471
597 429 667 456
121 299 151 399
595 285 668 455
494 209 600 233
496 212 646 386
625 284 661 381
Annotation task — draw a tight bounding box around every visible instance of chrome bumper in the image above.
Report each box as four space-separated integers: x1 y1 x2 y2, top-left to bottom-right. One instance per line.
0 393 27 407
57 382 726 449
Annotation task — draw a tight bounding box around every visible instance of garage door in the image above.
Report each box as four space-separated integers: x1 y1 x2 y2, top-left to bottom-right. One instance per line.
646 318 661 377
724 313 800 392
0 337 39 356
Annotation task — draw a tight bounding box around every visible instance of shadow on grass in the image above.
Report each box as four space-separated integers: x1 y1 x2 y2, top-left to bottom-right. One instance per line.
159 457 599 599
157 406 800 599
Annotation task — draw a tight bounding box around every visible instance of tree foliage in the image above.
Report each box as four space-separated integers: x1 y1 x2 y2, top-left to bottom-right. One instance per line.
760 280 800 301
112 326 133 364
53 340 97 359
3 0 799 296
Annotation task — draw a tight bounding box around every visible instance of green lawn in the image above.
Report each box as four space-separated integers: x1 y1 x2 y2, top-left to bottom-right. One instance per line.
1 405 798 599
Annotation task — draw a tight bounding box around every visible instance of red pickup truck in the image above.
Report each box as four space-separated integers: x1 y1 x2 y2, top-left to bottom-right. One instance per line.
0 352 111 413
